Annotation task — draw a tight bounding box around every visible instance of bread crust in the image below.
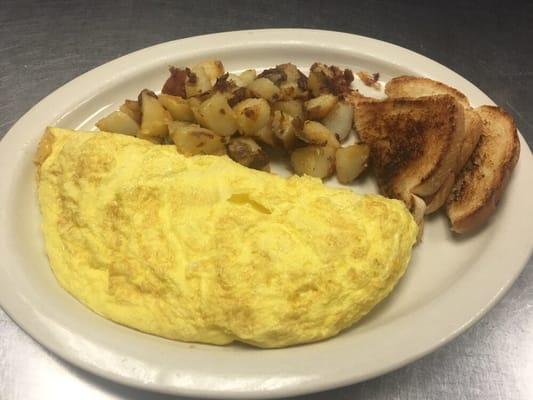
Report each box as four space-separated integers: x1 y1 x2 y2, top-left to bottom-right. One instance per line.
424 173 455 214
446 106 520 233
385 76 470 108
460 110 483 170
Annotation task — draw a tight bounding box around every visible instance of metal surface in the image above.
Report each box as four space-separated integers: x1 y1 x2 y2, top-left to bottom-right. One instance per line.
0 1 531 399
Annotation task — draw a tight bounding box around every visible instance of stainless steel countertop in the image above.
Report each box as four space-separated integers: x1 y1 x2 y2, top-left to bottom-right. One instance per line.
1 1 532 399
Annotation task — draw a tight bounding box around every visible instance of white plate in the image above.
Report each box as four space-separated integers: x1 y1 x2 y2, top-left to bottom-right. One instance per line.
0 29 532 399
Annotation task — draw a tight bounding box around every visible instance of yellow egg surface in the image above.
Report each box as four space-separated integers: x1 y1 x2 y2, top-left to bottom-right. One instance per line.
35 127 418 348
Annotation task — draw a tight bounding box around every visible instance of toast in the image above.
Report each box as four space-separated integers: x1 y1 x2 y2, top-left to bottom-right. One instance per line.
385 77 482 169
384 76 483 213
423 111 483 213
355 95 465 218
446 106 520 233
385 76 470 108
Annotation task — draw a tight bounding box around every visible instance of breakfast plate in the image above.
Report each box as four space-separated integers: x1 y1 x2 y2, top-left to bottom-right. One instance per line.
0 29 532 399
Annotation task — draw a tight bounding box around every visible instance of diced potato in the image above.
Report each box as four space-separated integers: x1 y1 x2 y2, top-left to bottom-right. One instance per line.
253 121 278 147
308 62 354 97
185 66 212 97
137 88 157 105
187 97 202 109
290 145 336 179
96 61 369 184
278 82 307 100
139 90 172 137
196 93 237 136
257 67 287 85
158 94 195 122
322 101 353 141
297 121 329 145
335 144 370 184
239 69 257 86
272 100 304 120
227 73 244 87
304 94 338 120
278 64 308 99
233 98 271 136
297 121 339 148
212 74 236 96
308 69 329 97
187 97 203 124
194 60 225 85
96 110 139 136
276 63 302 83
247 78 280 102
119 100 141 124
162 67 187 98
227 137 269 170
168 121 226 156
227 87 247 108
191 108 204 126
222 70 257 90
137 132 164 144
272 111 298 150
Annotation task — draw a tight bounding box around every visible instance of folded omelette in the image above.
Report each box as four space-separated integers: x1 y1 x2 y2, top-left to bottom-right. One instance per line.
35 127 417 348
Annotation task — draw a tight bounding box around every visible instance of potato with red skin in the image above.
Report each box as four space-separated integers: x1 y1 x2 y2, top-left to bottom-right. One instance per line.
162 67 187 98
185 67 212 98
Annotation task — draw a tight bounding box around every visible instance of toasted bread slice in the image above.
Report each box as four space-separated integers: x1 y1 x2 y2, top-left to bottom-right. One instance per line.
460 109 483 169
423 110 483 213
446 106 520 233
345 90 377 124
345 89 375 107
355 95 464 211
384 76 483 214
385 76 470 108
385 77 482 169
424 173 455 214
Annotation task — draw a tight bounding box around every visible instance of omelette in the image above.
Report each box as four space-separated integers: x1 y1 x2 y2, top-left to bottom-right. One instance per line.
35 127 417 348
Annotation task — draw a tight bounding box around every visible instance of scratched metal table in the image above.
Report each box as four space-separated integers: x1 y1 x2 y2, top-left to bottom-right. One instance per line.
1 1 532 399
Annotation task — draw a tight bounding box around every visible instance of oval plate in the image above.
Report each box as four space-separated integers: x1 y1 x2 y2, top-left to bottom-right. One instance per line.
0 29 532 399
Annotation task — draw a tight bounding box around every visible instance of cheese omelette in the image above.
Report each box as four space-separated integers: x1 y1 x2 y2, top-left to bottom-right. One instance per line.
35 127 417 348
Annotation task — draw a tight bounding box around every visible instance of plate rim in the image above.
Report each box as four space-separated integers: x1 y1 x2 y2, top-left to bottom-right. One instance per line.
0 29 532 399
